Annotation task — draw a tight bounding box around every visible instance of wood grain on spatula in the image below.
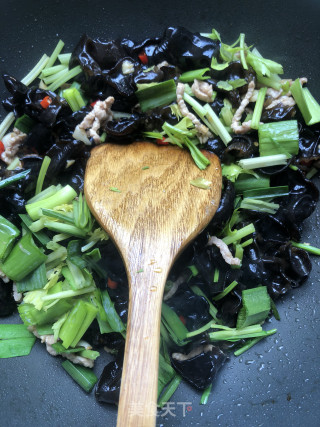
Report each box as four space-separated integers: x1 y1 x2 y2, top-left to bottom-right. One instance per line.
84 141 222 427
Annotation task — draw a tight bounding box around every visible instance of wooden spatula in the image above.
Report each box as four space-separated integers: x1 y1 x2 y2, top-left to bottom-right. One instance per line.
84 141 222 427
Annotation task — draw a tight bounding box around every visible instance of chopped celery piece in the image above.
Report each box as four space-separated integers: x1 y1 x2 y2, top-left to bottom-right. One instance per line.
73 193 92 231
62 260 93 290
41 285 96 302
209 326 277 342
27 184 62 204
52 342 84 354
41 64 66 77
0 112 15 139
190 177 212 189
41 209 74 224
158 374 182 408
258 120 299 157
239 33 248 70
237 287 271 329
142 131 164 139
59 300 97 348
183 138 211 170
16 263 47 293
78 350 100 360
14 114 35 134
0 337 36 358
0 215 20 261
67 240 87 268
43 68 68 85
246 51 283 77
43 221 86 238
101 290 125 333
222 223 255 246
200 384 213 405
1 233 47 282
0 169 31 190
45 39 65 69
35 156 51 195
234 175 270 193
161 303 189 346
0 324 34 339
47 66 82 92
19 214 50 246
242 185 288 199
291 241 320 256
19 300 73 326
26 185 77 220
240 198 279 214
58 53 71 65
238 154 289 170
257 73 282 91
62 87 86 112
21 54 49 86
36 325 54 335
234 336 265 356
61 360 97 393
179 68 210 83
136 79 177 112
291 78 320 125
212 281 238 301
251 87 267 129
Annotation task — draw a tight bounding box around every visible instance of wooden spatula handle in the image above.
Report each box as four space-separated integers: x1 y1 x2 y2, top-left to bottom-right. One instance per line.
117 252 171 427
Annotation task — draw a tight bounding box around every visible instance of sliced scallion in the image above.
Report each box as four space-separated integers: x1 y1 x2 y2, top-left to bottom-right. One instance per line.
0 324 34 339
136 79 177 112
200 384 213 405
237 286 271 329
35 156 51 195
238 154 289 170
212 281 238 301
16 263 47 293
61 360 97 393
251 87 267 129
0 337 36 358
0 215 20 261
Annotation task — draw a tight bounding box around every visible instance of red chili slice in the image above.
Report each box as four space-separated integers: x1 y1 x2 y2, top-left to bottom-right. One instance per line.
40 96 52 109
0 141 5 155
138 52 148 65
179 315 186 325
156 137 169 146
107 277 118 289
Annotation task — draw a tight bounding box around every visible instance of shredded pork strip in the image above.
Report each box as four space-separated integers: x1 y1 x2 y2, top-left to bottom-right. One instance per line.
79 96 114 144
176 82 212 143
172 344 213 361
231 80 256 134
207 236 241 266
191 79 213 103
1 128 26 165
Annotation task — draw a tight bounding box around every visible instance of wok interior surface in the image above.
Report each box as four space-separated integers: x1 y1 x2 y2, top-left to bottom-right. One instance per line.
0 1 319 426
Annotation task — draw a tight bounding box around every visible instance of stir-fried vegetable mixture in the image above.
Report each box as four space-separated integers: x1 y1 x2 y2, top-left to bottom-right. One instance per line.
1 26 320 407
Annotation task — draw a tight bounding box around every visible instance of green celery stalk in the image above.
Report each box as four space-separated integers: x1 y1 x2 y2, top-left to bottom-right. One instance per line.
242 185 288 199
52 342 84 354
239 154 289 170
239 33 248 70
47 66 82 92
58 53 71 65
161 303 189 345
101 290 125 333
0 337 36 358
41 64 66 77
258 120 299 157
71 302 98 347
26 185 77 220
237 286 271 329
158 375 182 408
59 300 87 348
251 87 267 129
78 350 100 360
0 215 20 261
200 384 213 405
62 87 86 112
44 221 86 238
234 336 265 356
61 360 97 393
45 39 65 69
27 184 62 204
41 208 74 224
136 80 177 112
18 300 73 326
21 54 49 86
179 68 210 83
291 78 320 125
16 263 47 293
291 241 320 256
240 198 279 214
222 223 255 246
212 281 238 301
1 233 47 281
35 156 51 195
234 175 270 193
0 169 31 190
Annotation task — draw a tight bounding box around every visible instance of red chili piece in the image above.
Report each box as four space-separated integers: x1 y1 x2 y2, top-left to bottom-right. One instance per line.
0 141 5 155
107 277 118 289
138 52 148 65
40 96 52 109
90 100 97 108
179 315 186 325
156 137 169 146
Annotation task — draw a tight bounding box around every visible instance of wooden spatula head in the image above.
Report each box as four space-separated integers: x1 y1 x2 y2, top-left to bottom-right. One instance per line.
85 141 221 427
